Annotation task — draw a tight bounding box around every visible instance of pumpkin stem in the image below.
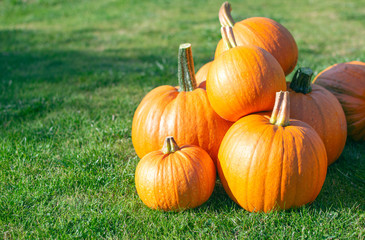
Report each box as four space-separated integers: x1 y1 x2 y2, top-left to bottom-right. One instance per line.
219 2 235 27
290 67 313 94
178 43 197 92
270 91 290 127
162 136 180 154
221 26 237 49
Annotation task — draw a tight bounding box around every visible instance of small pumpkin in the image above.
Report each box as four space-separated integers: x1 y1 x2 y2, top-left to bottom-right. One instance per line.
135 137 216 211
215 2 298 75
132 43 232 165
218 91 327 212
313 61 365 141
207 26 286 122
195 61 212 89
288 68 347 165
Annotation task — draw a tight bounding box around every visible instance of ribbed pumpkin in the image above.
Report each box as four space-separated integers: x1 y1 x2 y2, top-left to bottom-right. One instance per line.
195 61 212 89
207 26 286 122
132 43 232 165
313 61 365 141
215 2 298 75
288 68 347 166
135 137 216 211
218 91 327 212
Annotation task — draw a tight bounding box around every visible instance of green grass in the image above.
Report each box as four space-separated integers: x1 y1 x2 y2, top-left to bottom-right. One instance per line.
1 0 364 238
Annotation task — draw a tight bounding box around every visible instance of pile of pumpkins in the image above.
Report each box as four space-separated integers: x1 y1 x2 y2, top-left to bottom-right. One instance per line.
132 2 365 212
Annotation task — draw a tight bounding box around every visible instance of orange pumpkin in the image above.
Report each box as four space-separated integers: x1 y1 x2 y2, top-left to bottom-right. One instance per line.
288 68 347 165
195 61 212 89
218 91 327 212
313 61 365 141
132 43 232 165
207 26 286 122
135 137 216 211
215 2 298 75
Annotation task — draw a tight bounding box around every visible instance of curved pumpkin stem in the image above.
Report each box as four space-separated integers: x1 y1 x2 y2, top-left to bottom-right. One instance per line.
221 26 237 49
178 43 197 92
162 136 180 154
219 2 235 27
290 67 313 94
270 91 290 127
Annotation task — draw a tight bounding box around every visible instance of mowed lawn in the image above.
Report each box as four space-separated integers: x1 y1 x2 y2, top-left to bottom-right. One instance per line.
1 0 364 238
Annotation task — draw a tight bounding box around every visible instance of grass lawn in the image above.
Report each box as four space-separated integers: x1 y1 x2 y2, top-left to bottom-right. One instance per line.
1 0 364 238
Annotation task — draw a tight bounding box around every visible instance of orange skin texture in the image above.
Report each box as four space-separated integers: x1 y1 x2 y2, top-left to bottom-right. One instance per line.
132 86 233 166
215 17 298 76
195 61 212 88
218 114 327 212
135 144 216 211
313 61 365 141
287 82 347 165
207 46 286 122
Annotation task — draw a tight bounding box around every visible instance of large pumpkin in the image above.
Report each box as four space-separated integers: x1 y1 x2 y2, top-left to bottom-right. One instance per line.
288 68 347 165
132 43 232 165
207 26 286 122
313 61 365 141
135 137 216 211
218 91 327 212
215 2 298 75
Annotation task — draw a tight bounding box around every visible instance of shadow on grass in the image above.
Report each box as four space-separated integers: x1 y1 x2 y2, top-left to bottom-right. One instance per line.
0 29 177 126
311 139 365 211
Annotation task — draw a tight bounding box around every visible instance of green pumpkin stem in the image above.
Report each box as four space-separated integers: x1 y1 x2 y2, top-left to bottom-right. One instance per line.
162 136 180 154
219 2 235 27
270 91 290 127
290 67 314 94
221 26 237 49
178 43 197 92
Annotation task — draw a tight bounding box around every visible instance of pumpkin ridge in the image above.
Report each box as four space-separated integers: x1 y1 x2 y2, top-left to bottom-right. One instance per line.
175 150 194 208
197 90 214 155
304 129 325 203
157 94 179 148
310 92 328 147
253 49 266 108
235 120 259 209
263 124 281 211
222 51 243 119
286 127 299 209
314 77 365 99
154 154 165 209
191 92 203 152
182 148 207 207
245 122 274 211
168 153 180 209
316 87 347 161
279 127 287 209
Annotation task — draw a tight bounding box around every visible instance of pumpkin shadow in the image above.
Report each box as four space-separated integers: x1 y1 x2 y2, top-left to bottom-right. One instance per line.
309 139 365 212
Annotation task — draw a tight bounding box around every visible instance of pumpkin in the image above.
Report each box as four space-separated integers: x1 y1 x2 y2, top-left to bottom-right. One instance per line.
288 68 347 165
132 43 232 165
195 61 212 89
215 2 298 75
218 91 327 212
313 61 365 141
135 136 216 211
206 26 286 122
